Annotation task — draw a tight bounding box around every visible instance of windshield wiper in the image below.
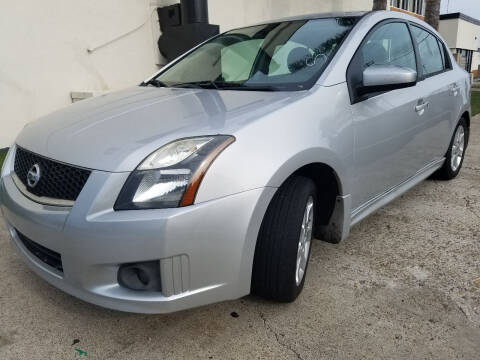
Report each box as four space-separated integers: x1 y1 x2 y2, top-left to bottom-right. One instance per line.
213 82 278 91
172 81 219 90
172 81 278 91
142 79 168 88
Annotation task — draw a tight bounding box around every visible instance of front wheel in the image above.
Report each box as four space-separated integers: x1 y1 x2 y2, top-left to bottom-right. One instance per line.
433 118 468 180
251 176 316 302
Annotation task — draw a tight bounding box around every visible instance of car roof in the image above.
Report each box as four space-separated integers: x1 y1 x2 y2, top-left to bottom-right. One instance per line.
247 10 433 30
250 11 369 26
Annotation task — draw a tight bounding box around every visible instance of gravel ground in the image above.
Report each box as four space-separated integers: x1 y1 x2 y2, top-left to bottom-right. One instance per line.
1 115 479 360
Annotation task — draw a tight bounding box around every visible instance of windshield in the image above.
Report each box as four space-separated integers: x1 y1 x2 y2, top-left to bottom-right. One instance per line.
150 17 358 91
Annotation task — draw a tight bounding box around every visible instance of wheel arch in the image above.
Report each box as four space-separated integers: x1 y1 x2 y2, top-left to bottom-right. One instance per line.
241 151 352 295
462 110 470 130
265 148 349 196
264 149 352 243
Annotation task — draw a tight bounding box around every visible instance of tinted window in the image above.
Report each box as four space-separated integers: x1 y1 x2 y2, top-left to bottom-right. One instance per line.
154 17 357 91
221 40 263 81
361 22 417 71
411 26 444 76
437 38 452 70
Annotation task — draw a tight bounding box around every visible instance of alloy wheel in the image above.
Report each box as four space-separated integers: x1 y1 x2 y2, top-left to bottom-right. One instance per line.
295 196 314 286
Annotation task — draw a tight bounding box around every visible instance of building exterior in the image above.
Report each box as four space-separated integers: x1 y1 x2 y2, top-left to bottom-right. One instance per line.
1 0 374 148
389 0 425 19
439 13 480 78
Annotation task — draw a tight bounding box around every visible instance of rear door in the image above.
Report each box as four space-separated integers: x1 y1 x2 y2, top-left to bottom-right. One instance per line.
409 25 458 163
348 21 425 209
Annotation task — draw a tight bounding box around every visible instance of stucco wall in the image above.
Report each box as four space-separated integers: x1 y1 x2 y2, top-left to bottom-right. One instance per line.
439 19 460 49
207 0 372 31
439 18 480 51
0 0 373 147
0 0 162 147
455 18 480 51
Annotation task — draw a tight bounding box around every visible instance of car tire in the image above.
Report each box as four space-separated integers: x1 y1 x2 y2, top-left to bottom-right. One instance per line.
433 118 468 180
251 175 316 302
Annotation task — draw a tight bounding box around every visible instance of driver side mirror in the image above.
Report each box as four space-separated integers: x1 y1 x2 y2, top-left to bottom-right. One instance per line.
360 65 417 95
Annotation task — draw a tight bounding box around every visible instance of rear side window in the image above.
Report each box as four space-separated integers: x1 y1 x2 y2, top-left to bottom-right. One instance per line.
437 39 452 70
411 26 444 77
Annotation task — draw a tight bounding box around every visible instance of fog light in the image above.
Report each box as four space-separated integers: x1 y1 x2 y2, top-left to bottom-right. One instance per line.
118 261 162 292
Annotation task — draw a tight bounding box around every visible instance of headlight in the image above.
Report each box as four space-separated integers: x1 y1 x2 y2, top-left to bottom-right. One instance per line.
114 136 235 210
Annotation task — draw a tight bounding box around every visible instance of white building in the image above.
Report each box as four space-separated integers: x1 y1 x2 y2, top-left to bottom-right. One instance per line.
1 0 431 148
439 13 480 78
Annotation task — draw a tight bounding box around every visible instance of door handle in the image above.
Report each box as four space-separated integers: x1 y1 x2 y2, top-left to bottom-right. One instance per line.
415 100 429 115
450 85 460 96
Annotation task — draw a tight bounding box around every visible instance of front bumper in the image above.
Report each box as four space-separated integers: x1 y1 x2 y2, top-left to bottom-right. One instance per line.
0 165 275 313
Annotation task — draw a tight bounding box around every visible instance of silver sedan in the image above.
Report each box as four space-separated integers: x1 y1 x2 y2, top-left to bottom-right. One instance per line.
0 10 470 313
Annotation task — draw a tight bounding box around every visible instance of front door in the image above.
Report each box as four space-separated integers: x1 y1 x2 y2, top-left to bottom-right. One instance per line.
348 21 425 209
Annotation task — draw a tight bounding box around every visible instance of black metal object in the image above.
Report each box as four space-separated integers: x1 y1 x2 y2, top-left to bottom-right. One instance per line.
157 0 219 63
181 0 209 24
157 4 181 31
14 147 91 202
17 230 63 272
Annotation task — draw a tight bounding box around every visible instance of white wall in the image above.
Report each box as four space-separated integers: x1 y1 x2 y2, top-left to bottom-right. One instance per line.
439 18 460 48
439 18 480 51
456 18 480 51
207 0 373 32
0 0 162 147
0 0 373 148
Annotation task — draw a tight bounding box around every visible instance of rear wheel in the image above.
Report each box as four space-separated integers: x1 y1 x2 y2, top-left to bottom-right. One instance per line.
433 118 468 180
251 176 316 302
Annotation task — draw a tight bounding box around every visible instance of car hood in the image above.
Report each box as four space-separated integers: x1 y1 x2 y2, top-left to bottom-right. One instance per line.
16 86 307 172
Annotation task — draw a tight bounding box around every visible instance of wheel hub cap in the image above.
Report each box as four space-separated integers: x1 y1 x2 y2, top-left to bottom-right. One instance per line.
296 196 314 286
451 126 465 172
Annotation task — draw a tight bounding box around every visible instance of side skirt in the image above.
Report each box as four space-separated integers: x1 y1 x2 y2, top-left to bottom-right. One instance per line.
350 158 445 227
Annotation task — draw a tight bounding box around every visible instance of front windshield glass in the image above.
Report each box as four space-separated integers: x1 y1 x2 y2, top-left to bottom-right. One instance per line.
152 17 358 91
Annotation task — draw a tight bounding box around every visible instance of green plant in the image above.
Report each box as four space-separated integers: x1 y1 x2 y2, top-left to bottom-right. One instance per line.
0 148 7 169
472 91 480 117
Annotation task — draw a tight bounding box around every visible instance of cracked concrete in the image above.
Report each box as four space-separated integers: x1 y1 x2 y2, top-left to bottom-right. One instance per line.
259 312 305 360
0 115 479 359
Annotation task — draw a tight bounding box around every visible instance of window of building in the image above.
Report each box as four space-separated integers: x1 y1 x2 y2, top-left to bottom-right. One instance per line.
414 0 424 15
390 0 425 15
390 0 401 8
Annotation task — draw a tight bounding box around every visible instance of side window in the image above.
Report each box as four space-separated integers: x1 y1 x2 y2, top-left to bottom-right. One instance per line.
437 38 446 68
347 22 417 103
361 22 417 71
411 26 444 76
437 39 452 70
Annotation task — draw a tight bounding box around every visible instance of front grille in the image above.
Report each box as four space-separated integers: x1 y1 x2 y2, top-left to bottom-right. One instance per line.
14 147 91 202
16 230 63 273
